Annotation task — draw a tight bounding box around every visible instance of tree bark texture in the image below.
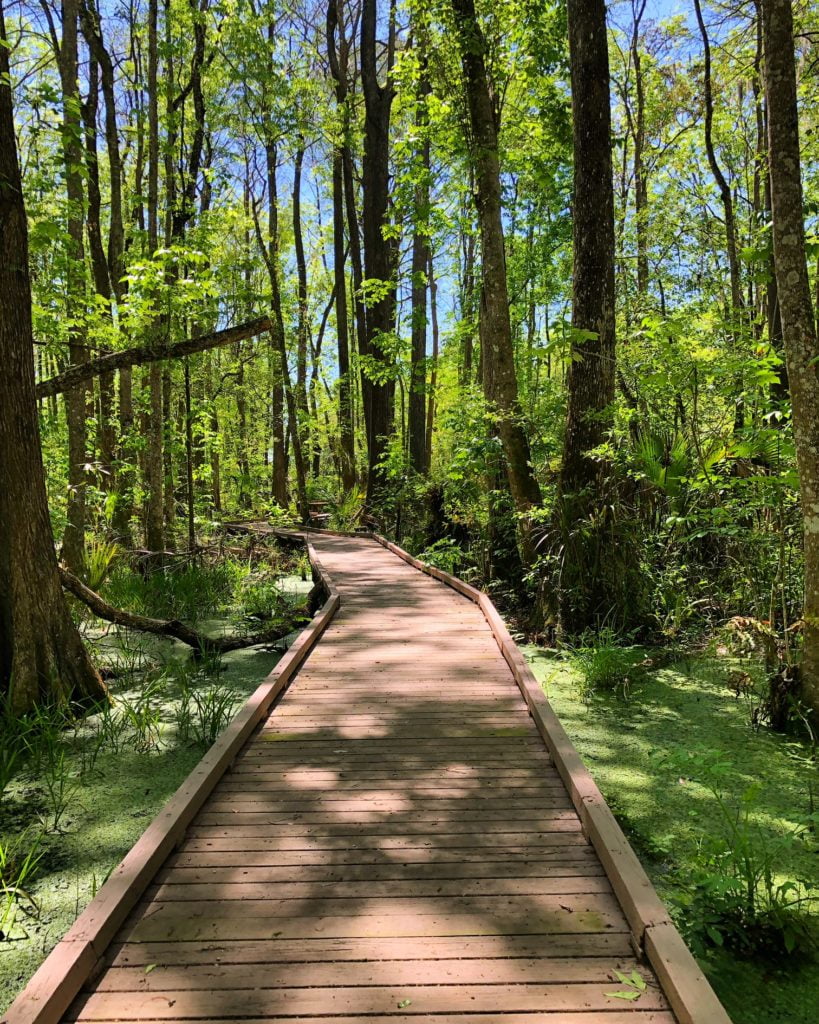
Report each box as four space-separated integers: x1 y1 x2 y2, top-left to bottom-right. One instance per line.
59 0 89 574
558 0 618 634
761 0 819 720
361 0 397 504
36 316 273 399
0 0 106 713
409 58 431 476
451 0 542 557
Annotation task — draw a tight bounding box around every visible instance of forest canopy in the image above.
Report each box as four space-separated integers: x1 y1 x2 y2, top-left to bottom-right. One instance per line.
1 0 819 732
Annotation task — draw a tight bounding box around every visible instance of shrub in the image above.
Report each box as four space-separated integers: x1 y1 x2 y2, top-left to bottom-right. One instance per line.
567 627 645 699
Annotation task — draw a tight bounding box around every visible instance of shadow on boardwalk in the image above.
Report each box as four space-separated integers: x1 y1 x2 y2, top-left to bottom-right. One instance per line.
67 535 675 1023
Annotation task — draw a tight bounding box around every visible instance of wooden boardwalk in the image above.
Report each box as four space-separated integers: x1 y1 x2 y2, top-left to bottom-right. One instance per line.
7 534 729 1024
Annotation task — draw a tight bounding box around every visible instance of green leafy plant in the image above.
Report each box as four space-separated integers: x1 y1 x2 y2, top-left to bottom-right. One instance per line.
417 537 466 576
176 679 240 746
328 488 366 532
84 538 120 591
37 747 79 833
0 829 44 940
669 749 818 959
567 627 645 699
117 679 164 752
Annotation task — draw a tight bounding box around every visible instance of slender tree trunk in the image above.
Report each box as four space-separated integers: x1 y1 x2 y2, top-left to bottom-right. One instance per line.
558 0 618 633
361 0 397 505
0 0 106 713
59 0 89 574
79 0 125 297
753 0 788 406
184 357 195 549
693 0 744 319
761 0 819 721
409 56 431 476
80 53 117 494
631 0 649 296
254 136 308 520
451 0 542 561
425 250 440 472
327 0 358 491
293 140 311 466
145 0 164 553
328 0 370 448
332 146 356 491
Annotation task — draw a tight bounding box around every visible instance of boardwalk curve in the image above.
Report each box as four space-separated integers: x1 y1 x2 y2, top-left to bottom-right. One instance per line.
4 532 730 1024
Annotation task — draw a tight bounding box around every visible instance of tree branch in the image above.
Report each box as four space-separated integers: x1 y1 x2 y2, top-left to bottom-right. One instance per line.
36 316 272 398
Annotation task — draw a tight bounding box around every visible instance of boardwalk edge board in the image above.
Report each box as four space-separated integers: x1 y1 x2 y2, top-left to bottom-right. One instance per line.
372 532 730 1024
2 541 340 1024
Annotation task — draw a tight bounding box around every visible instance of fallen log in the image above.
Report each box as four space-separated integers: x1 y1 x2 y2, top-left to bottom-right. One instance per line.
59 567 311 656
36 316 272 399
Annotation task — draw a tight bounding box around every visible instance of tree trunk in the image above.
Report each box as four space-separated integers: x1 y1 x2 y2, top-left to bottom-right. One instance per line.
631 0 649 297
0 0 106 713
332 146 356 491
253 136 308 520
425 250 440 472
80 52 117 496
558 0 618 633
293 140 311 467
327 0 358 492
58 0 89 575
693 0 744 319
145 0 164 553
761 0 819 721
361 0 397 505
37 316 272 399
409 55 431 476
451 0 542 561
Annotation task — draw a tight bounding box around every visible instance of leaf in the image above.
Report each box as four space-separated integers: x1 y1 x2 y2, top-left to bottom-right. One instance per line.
605 990 641 1001
144 964 158 974
397 999 412 1008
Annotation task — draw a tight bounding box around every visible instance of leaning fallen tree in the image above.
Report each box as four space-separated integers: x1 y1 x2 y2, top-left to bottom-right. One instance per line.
59 567 314 656
35 315 272 399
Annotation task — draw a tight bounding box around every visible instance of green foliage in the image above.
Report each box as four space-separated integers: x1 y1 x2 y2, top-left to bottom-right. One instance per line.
417 537 467 576
175 678 241 746
83 539 120 592
104 559 244 623
328 489 366 533
0 830 43 939
566 627 646 699
668 750 818 959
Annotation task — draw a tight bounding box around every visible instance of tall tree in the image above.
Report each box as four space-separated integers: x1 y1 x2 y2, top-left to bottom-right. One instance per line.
145 0 165 553
327 0 359 491
761 0 819 721
451 0 542 560
56 0 89 574
360 0 398 504
0 0 106 713
408 50 431 476
557 0 617 633
693 0 744 320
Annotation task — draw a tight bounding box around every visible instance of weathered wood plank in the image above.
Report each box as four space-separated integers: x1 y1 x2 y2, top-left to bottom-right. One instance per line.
107 932 635 966
71 982 668 1019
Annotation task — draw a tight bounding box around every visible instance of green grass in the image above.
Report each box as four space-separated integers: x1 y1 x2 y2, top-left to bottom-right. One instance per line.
525 646 818 1024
